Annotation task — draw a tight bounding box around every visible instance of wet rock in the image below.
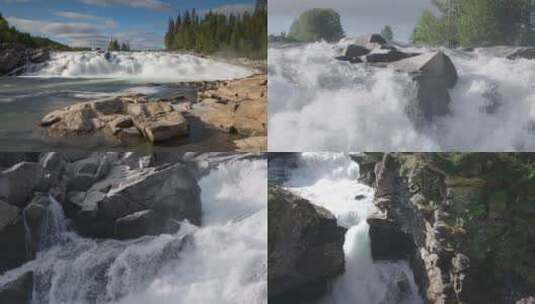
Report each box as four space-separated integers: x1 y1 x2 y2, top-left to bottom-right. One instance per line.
391 52 458 128
366 50 419 63
0 270 33 303
23 195 48 255
507 48 535 60
0 162 44 207
0 201 26 273
335 55 363 64
368 215 415 260
115 209 175 239
344 44 370 58
268 187 346 303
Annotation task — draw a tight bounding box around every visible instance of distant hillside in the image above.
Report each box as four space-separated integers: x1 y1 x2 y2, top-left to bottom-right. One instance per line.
0 12 69 50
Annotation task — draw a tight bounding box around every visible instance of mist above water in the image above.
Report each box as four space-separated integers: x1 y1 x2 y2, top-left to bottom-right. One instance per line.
268 42 535 151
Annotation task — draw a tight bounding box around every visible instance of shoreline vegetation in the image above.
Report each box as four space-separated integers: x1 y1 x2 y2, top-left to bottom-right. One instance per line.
164 0 267 59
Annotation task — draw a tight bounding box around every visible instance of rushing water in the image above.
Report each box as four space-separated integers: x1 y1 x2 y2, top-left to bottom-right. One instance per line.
283 153 422 304
268 42 535 151
0 52 254 151
0 158 267 304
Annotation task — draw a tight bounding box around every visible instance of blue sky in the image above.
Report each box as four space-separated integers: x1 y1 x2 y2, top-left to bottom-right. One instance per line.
1 0 256 49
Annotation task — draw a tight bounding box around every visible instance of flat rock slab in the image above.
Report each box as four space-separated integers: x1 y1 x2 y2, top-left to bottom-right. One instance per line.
40 94 190 144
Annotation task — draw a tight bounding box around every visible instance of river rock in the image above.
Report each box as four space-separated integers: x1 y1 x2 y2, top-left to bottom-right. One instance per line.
0 270 33 303
391 51 458 128
507 48 535 60
195 74 267 138
0 162 44 207
347 33 388 50
68 161 201 238
40 95 190 144
0 200 26 273
268 187 346 303
366 50 418 63
114 209 176 239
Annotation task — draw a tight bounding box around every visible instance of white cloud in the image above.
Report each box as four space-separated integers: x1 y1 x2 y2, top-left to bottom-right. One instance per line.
79 0 170 11
6 16 162 49
54 10 118 28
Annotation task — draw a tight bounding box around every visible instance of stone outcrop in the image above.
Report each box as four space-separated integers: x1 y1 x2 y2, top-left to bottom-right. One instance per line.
268 186 346 303
366 153 535 304
40 94 190 144
0 152 209 276
335 34 458 128
506 48 535 60
0 43 50 76
194 74 267 150
391 52 458 128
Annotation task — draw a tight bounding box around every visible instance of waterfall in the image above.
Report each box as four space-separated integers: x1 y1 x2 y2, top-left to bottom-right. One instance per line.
0 158 267 304
22 51 254 81
284 153 422 304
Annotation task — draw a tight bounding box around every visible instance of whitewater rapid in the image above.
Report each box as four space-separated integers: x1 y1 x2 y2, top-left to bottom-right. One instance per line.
284 153 422 304
24 51 254 81
0 158 267 304
268 42 535 151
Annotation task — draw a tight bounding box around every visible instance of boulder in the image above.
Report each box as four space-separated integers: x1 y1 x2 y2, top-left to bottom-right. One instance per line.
0 153 39 169
0 270 33 303
507 48 535 60
344 44 370 58
366 50 419 63
391 52 458 128
22 195 48 255
234 99 267 136
0 162 44 207
133 111 190 143
268 187 346 302
349 33 388 50
234 136 267 152
335 55 363 64
41 96 191 144
65 154 112 192
0 201 26 273
114 209 178 239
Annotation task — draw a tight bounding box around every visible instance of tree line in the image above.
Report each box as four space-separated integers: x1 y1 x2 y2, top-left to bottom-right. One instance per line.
108 39 131 51
0 12 68 50
411 0 535 48
164 1 267 59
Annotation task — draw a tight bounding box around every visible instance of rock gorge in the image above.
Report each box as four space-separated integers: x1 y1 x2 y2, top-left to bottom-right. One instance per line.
268 153 535 304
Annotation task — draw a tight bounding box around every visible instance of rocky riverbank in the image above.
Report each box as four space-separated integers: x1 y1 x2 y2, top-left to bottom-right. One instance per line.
38 74 267 151
362 153 535 304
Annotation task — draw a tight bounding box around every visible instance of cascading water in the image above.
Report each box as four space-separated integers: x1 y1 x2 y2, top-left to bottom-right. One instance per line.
268 42 535 151
23 52 254 81
283 153 422 304
0 158 267 304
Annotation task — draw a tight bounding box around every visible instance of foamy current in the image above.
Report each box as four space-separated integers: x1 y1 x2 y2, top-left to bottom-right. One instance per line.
268 42 535 151
24 51 254 81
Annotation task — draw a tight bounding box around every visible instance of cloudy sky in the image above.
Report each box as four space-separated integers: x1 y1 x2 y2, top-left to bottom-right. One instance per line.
1 0 256 49
269 0 437 42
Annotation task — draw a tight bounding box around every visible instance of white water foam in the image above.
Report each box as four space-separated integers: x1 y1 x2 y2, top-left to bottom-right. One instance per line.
268 42 535 151
0 158 267 304
284 153 422 304
24 52 254 82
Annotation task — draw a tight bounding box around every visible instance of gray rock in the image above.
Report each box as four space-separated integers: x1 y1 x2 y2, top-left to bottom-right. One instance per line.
115 209 176 239
391 52 458 128
268 187 346 302
0 209 26 273
507 48 535 60
0 200 19 232
0 162 44 207
65 154 112 192
344 44 370 58
366 50 418 63
0 270 33 303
